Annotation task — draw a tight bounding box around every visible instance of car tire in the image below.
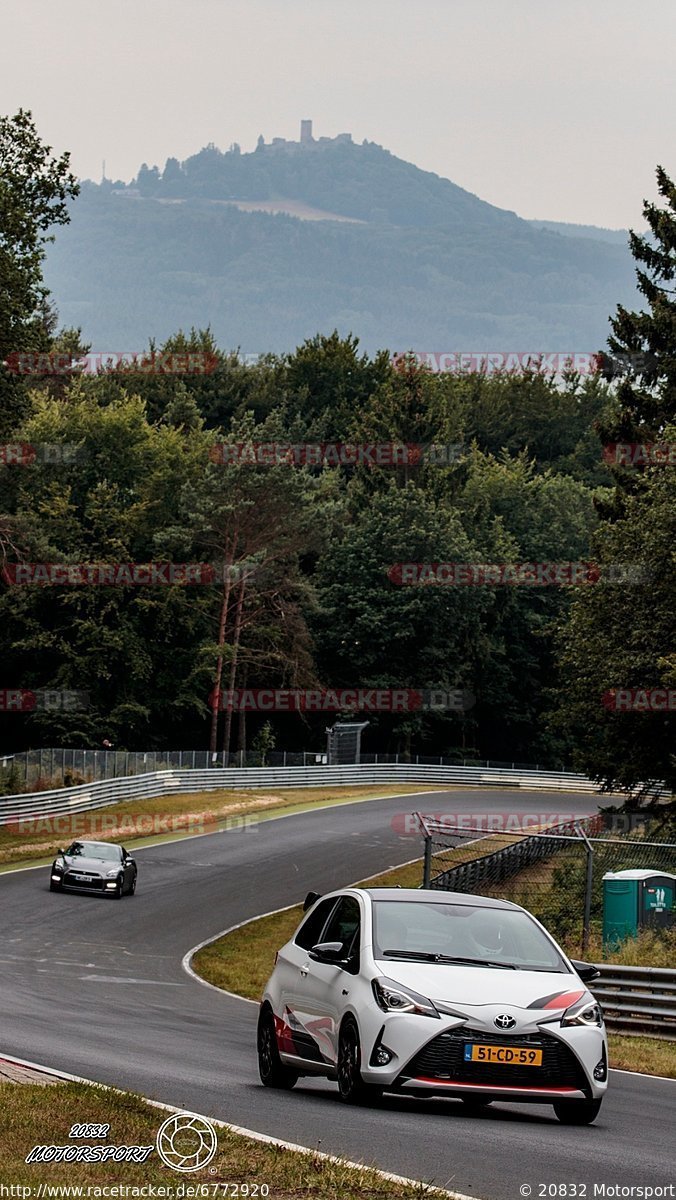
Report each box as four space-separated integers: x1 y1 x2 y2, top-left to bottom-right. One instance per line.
114 875 125 899
49 880 62 892
129 873 137 895
553 1098 603 1125
337 1019 383 1106
257 1007 298 1089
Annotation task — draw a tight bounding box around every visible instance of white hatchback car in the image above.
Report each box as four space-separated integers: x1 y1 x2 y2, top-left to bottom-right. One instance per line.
258 887 608 1124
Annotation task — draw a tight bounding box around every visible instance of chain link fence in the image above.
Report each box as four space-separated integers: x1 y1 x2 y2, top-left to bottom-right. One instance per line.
417 814 676 952
0 748 334 790
0 747 557 792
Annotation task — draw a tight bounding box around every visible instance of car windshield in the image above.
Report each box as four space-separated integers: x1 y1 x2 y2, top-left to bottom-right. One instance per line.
66 842 121 862
372 900 568 972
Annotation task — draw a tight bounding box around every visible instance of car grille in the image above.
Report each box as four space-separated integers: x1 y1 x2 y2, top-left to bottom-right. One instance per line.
64 872 105 891
403 1027 588 1092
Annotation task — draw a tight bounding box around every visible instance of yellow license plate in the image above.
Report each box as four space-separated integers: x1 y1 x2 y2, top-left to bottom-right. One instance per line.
464 1044 543 1066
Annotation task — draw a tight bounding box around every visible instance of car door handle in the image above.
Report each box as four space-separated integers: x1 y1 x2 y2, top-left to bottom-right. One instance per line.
300 963 310 978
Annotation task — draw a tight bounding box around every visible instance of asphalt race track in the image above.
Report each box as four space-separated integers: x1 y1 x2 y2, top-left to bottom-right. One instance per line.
1 789 674 1198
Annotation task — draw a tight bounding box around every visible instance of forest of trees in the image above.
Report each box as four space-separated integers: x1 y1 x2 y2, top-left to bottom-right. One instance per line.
1 113 674 795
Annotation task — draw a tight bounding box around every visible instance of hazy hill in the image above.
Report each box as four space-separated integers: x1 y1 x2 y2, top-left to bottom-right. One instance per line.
42 135 638 354
527 219 631 244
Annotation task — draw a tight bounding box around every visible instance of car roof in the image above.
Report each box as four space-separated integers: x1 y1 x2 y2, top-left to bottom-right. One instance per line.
70 840 120 849
360 887 520 910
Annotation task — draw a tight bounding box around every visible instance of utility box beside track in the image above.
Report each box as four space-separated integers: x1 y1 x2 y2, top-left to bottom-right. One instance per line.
602 868 676 947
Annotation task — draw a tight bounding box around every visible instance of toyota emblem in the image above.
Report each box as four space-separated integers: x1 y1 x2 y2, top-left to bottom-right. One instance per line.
494 1013 516 1029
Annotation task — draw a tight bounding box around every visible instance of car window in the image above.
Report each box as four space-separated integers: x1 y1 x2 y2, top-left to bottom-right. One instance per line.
372 900 567 971
294 897 338 950
321 896 361 958
65 841 121 862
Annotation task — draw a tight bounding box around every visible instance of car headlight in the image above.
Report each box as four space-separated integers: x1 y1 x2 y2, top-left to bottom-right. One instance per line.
372 976 439 1018
561 998 603 1028
106 868 120 877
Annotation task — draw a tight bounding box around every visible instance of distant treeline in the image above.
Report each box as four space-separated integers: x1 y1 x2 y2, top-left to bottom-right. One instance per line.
0 330 618 769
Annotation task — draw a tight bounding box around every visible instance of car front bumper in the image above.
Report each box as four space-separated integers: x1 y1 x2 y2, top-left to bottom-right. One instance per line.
359 1011 608 1102
52 871 117 894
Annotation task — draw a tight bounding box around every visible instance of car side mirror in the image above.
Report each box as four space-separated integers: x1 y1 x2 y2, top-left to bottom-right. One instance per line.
58 848 65 855
570 959 600 983
303 891 321 912
309 941 345 963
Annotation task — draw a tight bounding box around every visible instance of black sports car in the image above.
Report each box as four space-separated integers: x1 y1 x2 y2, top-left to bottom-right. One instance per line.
50 840 137 897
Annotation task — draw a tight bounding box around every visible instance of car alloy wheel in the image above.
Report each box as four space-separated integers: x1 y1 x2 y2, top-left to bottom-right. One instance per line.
553 1098 602 1125
337 1019 382 1105
257 1007 298 1089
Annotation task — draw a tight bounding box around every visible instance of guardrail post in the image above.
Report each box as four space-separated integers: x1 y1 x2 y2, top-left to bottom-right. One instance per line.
423 833 432 888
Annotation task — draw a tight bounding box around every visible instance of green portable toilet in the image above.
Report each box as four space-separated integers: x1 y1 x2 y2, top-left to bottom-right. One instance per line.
603 869 676 947
641 875 676 930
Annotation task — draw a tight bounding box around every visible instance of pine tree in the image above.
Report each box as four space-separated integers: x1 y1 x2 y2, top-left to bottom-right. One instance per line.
597 166 676 502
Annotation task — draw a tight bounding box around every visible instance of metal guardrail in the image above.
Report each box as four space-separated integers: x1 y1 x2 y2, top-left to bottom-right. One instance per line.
0 762 615 825
592 964 676 1040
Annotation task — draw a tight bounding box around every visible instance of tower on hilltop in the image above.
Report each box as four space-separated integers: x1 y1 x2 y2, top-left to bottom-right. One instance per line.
300 119 313 144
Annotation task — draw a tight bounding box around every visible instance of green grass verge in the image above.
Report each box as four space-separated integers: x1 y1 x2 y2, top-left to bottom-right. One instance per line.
581 928 676 968
0 784 444 870
607 1035 676 1078
0 1080 448 1194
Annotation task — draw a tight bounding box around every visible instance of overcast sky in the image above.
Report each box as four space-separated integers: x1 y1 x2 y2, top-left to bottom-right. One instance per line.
3 0 674 228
